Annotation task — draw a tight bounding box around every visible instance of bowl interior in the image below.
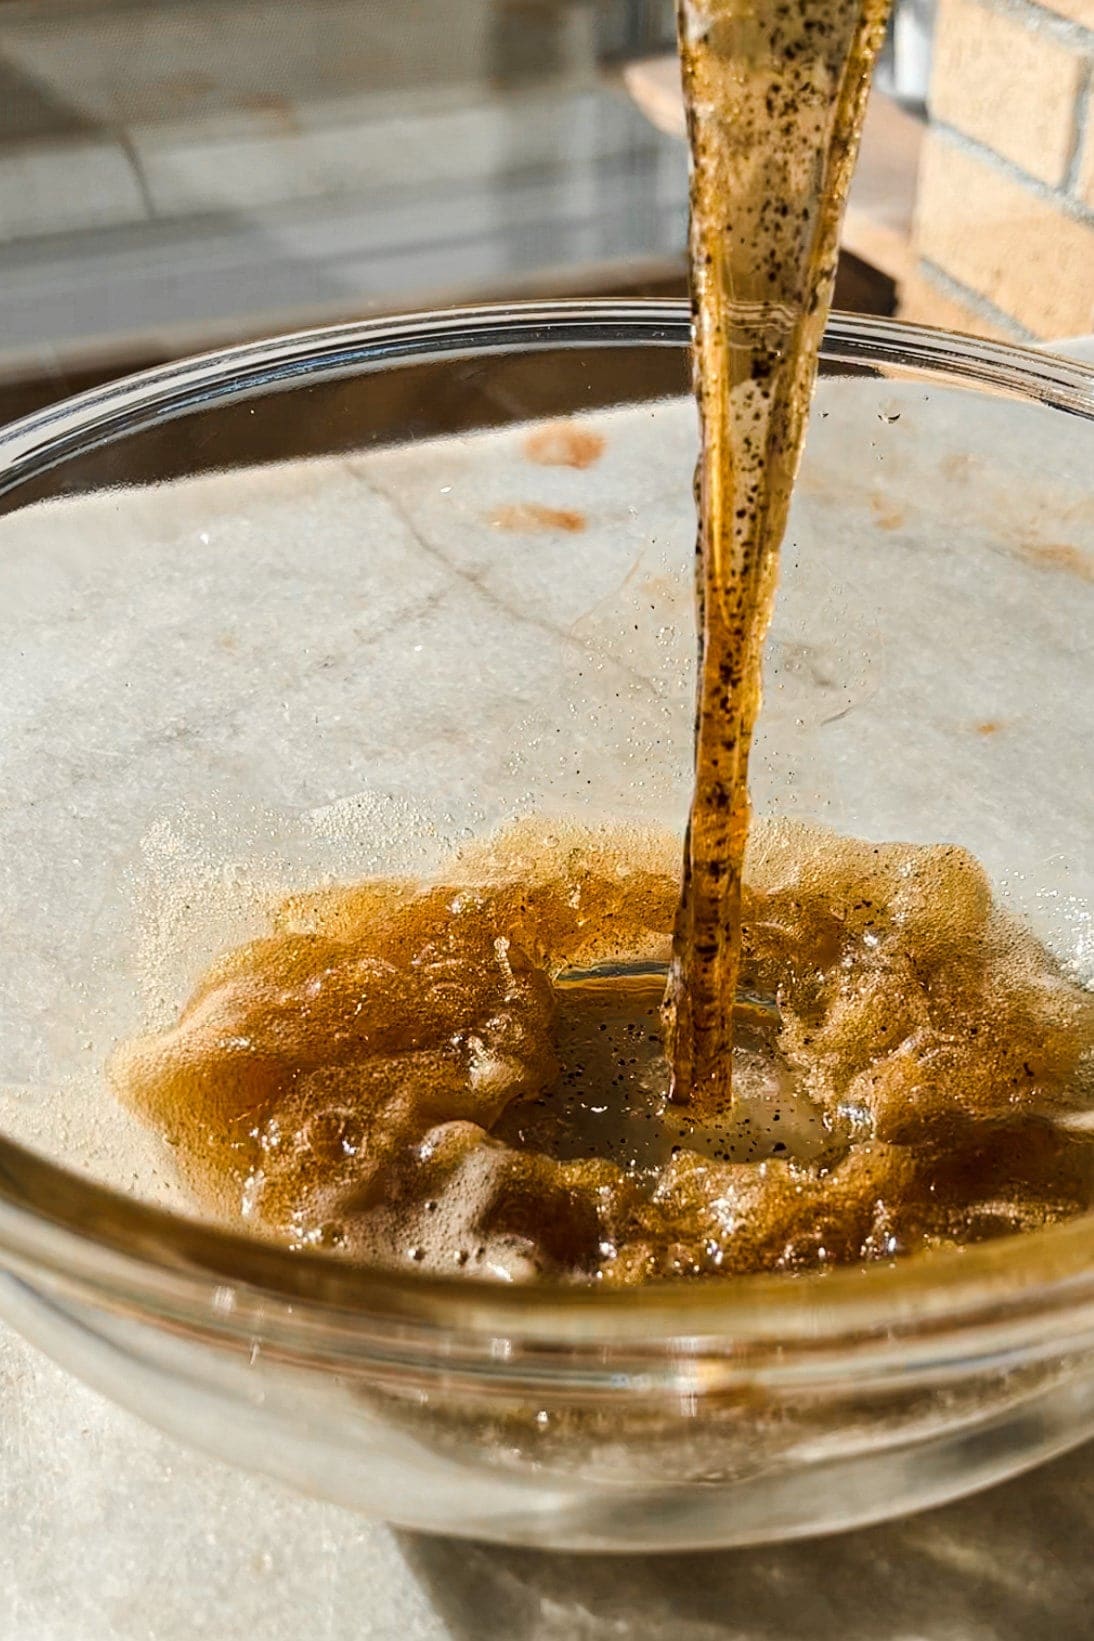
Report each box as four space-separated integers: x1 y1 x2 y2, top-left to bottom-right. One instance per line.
0 306 1090 1261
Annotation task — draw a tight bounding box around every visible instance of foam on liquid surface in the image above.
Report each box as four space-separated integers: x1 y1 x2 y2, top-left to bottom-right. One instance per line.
111 817 1094 1284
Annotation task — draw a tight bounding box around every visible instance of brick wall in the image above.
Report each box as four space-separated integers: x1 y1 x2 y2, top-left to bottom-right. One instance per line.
902 0 1094 341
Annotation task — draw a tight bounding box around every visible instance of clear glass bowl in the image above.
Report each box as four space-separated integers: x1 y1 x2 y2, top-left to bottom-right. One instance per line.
0 302 1090 1551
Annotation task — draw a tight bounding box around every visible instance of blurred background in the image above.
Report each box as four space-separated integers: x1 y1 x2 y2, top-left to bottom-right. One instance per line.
0 0 1089 428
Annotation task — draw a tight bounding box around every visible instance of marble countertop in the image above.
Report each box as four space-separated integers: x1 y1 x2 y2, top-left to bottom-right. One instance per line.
1 343 1092 1637
0 0 686 378
3 1316 1094 1639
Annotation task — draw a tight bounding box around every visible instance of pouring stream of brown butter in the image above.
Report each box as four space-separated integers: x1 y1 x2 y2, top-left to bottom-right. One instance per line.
666 0 893 1109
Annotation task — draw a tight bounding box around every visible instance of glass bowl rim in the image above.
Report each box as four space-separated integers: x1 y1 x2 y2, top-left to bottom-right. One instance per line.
0 298 1092 1362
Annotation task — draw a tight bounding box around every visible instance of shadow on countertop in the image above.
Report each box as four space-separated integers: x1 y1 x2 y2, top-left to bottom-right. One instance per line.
398 1440 1094 1641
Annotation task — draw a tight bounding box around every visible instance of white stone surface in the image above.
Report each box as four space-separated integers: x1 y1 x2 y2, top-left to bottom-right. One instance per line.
0 139 148 242
0 0 685 370
0 376 1091 1634
3 1318 1094 1640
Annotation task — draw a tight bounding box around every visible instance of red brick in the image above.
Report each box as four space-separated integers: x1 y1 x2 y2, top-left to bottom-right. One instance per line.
1032 0 1094 27
914 131 1094 338
899 266 1019 339
931 0 1087 187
